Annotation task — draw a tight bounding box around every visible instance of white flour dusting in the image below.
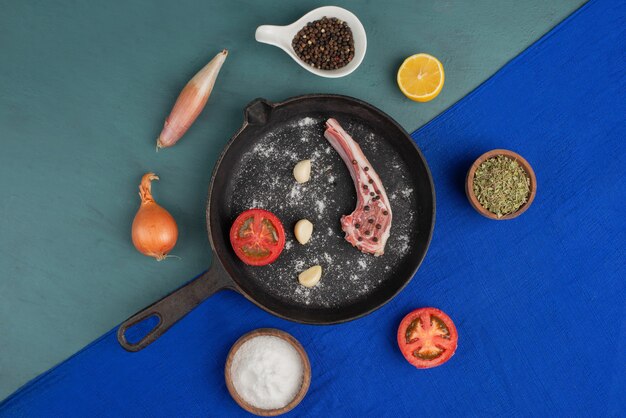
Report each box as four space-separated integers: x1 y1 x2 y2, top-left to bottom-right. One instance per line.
252 142 276 158
294 259 306 271
288 184 303 200
396 235 410 254
229 116 422 308
298 117 316 127
401 187 414 198
315 200 326 215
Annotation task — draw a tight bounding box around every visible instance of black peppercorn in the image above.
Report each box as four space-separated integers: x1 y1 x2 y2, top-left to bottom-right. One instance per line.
292 17 355 70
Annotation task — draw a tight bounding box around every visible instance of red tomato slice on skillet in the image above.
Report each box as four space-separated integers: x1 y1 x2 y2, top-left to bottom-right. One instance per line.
397 307 458 368
229 209 285 266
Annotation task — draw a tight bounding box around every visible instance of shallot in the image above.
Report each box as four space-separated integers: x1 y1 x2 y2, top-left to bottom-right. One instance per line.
157 49 228 149
131 173 178 260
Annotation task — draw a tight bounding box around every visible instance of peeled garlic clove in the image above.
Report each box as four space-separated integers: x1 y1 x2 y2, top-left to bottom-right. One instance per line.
298 265 322 288
294 219 313 244
293 160 311 183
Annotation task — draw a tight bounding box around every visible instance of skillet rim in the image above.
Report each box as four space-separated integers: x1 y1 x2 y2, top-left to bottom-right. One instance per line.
206 93 436 324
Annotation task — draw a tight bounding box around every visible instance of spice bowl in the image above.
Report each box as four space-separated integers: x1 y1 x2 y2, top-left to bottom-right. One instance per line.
225 328 311 416
255 6 367 78
466 149 537 220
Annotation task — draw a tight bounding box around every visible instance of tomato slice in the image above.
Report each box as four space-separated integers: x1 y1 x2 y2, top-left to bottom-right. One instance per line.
397 307 458 368
229 209 285 266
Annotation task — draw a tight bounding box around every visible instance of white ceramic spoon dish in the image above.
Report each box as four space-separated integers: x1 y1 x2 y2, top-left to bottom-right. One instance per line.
255 6 367 78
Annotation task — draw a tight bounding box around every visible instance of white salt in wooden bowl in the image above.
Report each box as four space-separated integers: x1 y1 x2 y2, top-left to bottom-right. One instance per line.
224 328 311 416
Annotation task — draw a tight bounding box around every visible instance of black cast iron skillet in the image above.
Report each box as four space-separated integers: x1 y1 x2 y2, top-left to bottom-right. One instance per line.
118 94 435 351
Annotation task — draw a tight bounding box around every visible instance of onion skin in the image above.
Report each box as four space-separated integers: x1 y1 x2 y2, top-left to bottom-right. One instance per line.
132 173 178 260
157 49 228 149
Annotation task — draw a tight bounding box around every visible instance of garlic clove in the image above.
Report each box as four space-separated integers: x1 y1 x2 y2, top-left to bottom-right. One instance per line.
294 219 313 244
298 265 322 288
293 160 311 183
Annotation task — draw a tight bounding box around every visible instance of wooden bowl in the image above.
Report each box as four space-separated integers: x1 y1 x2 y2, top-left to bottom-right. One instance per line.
224 328 311 416
466 149 537 220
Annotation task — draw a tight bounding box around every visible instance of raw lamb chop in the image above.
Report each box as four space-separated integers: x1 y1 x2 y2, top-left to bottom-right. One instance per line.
324 118 392 256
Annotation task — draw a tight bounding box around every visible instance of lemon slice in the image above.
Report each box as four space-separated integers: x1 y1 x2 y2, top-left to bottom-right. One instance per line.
397 53 445 102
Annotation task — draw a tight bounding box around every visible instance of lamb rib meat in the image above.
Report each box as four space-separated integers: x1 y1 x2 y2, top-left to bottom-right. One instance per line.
324 118 392 256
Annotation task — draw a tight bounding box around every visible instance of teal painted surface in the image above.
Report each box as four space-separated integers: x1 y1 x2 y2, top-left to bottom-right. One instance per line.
0 0 585 399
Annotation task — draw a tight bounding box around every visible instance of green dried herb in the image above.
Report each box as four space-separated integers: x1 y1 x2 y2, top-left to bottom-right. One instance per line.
473 155 530 218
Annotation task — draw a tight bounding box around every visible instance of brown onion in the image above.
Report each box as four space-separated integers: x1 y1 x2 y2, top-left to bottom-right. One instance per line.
132 173 178 260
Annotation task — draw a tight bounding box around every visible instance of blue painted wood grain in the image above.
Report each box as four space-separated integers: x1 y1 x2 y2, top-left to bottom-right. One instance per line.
0 0 587 401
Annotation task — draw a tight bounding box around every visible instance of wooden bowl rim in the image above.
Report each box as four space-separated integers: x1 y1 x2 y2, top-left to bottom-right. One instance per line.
224 328 311 416
465 149 537 220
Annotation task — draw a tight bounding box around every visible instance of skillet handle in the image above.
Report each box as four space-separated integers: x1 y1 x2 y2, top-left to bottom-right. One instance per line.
244 98 274 125
117 259 233 352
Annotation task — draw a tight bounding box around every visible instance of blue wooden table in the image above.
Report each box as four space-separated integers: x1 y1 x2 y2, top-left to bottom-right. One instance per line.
2 0 606 409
